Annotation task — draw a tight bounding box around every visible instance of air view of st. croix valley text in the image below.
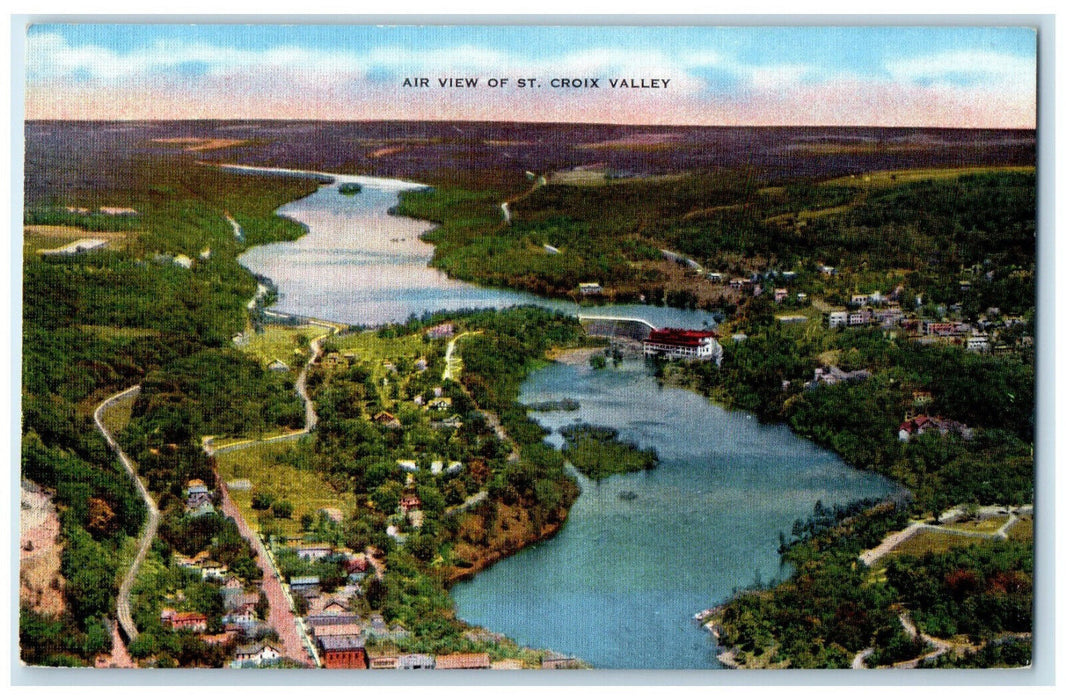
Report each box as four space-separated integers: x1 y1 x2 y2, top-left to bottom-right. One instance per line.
18 24 1038 673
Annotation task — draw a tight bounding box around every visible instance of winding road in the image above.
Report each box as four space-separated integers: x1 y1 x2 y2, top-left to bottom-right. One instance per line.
93 317 339 663
93 385 158 643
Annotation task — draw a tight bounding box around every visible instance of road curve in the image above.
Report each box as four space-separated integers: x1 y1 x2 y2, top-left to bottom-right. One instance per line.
93 385 159 643
299 320 340 431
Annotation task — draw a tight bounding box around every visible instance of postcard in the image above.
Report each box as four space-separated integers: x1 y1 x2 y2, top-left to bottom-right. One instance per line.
17 21 1038 676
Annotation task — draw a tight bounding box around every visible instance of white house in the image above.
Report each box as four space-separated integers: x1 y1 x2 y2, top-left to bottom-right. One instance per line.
232 642 283 667
828 311 849 328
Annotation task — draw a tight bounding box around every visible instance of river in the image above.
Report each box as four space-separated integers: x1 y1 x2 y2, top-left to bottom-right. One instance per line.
237 168 717 329
236 168 902 669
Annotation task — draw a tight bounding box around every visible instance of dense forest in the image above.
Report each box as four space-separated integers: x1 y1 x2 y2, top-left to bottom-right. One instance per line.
21 153 317 665
395 169 1035 308
714 501 1033 668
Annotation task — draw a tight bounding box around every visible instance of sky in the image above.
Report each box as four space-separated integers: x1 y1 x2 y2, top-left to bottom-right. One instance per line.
23 24 1038 128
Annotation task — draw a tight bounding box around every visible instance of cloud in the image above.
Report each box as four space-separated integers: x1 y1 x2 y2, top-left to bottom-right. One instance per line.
741 63 815 91
23 30 1036 128
884 50 1035 86
26 31 368 84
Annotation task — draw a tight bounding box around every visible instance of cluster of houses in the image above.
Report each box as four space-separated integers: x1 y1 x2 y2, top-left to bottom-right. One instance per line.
306 610 415 669
283 542 377 603
706 269 801 296
160 565 271 664
702 263 1029 354
818 293 1023 354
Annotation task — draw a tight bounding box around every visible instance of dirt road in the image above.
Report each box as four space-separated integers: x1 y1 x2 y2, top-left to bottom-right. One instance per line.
93 385 158 643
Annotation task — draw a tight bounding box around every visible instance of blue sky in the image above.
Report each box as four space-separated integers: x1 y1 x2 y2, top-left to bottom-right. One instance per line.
24 24 1037 126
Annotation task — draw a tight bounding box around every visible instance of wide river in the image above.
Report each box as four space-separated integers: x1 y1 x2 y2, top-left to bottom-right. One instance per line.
238 170 902 669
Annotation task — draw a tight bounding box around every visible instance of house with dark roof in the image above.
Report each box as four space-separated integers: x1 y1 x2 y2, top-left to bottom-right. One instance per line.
306 613 359 631
289 575 321 596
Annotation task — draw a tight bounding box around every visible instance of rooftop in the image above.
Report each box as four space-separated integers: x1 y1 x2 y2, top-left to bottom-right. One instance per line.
317 634 366 652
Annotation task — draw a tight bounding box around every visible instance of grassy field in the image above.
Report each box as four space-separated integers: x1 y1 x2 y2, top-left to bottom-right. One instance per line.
883 531 988 561
98 391 138 437
945 515 1010 534
215 440 356 538
1006 514 1033 542
868 512 1031 584
331 330 434 390
822 165 1035 189
237 324 316 371
23 224 137 258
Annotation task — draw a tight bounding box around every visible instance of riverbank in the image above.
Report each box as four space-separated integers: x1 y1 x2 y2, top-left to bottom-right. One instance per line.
441 505 571 585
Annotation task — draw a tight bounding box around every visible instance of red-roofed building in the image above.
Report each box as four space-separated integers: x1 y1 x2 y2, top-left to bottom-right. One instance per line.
643 328 721 361
160 609 208 632
898 415 974 442
345 554 369 574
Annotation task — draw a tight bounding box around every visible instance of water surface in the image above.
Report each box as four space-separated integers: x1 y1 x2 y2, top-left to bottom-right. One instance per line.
238 170 717 328
451 357 902 669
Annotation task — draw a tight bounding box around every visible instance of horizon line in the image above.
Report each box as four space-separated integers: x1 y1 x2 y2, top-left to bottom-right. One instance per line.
23 118 1037 132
